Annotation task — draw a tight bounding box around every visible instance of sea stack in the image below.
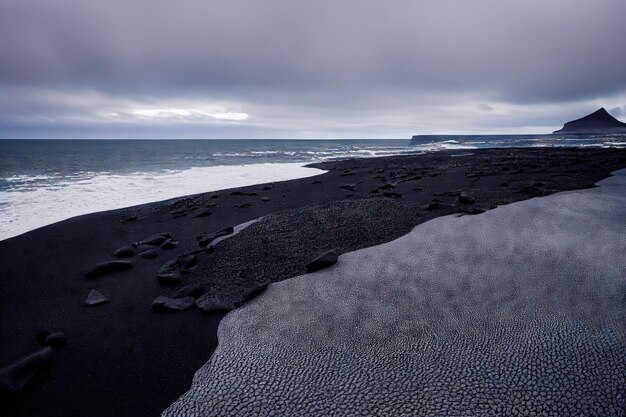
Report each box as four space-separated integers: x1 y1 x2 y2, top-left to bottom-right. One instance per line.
553 107 626 134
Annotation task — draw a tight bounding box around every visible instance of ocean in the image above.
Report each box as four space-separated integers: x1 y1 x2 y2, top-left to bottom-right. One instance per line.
1 135 625 240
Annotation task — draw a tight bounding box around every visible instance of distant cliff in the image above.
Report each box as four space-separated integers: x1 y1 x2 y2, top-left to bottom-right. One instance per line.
553 108 626 134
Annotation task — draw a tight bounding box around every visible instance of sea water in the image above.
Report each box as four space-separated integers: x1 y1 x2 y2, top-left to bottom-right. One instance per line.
1 136 624 240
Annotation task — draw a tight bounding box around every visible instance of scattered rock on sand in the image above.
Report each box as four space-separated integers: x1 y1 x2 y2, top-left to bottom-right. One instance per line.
197 227 234 248
160 239 178 249
139 233 171 246
140 249 158 259
43 332 66 350
196 293 237 312
152 296 195 312
171 284 207 299
35 331 50 346
85 261 133 278
85 289 109 306
230 190 257 196
458 192 476 204
0 347 53 395
158 260 182 286
194 210 213 218
339 183 356 191
422 201 440 211
178 254 198 272
113 245 135 258
305 250 339 272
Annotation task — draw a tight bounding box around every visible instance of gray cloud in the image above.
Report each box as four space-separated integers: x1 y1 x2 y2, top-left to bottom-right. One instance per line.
1 0 626 137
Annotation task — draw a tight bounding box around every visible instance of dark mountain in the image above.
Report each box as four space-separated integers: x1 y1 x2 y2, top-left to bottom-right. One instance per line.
553 108 626 134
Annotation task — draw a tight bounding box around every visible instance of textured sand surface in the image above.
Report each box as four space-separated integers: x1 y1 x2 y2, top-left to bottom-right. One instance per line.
164 170 626 417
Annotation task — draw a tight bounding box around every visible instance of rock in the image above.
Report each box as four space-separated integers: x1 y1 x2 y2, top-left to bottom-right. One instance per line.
152 296 195 312
197 227 234 248
178 254 198 272
422 201 440 211
305 250 339 273
120 216 138 223
312 180 322 184
85 261 133 278
237 203 251 209
157 259 182 286
0 347 53 395
195 210 213 218
383 192 403 199
381 183 396 189
171 284 208 299
85 289 108 306
36 331 50 346
230 190 257 196
44 332 66 350
338 183 356 191
458 192 476 204
139 233 171 246
113 245 135 258
261 183 274 191
196 293 237 312
499 182 509 187
261 197 271 202
139 249 158 259
158 273 181 286
160 239 178 249
170 209 186 218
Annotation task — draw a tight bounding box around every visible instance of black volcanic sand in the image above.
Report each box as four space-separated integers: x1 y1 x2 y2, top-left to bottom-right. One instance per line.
1 148 626 417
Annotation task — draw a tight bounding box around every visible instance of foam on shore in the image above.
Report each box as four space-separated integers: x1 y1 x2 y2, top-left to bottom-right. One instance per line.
164 170 626 416
0 163 324 240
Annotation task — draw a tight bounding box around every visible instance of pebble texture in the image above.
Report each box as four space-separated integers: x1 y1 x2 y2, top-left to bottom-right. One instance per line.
164 170 626 417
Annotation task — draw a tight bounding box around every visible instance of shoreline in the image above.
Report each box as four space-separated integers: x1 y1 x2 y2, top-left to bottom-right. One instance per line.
1 147 626 417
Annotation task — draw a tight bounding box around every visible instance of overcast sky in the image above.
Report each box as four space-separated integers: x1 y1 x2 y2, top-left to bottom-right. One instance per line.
1 0 625 138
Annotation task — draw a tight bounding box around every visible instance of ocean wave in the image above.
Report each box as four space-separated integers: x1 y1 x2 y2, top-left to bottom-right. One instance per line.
0 162 324 240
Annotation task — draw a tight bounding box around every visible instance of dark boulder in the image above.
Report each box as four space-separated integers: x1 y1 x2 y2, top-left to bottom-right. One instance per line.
178 254 198 272
85 289 109 306
113 245 135 258
194 210 213 218
458 192 476 204
139 233 171 246
196 294 237 312
197 227 234 248
0 347 53 395
139 249 158 259
160 239 178 250
422 202 440 211
171 284 208 299
152 296 195 312
305 250 339 273
43 332 66 350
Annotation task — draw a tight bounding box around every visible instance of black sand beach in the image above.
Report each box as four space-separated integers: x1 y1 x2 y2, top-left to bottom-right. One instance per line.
2 148 626 417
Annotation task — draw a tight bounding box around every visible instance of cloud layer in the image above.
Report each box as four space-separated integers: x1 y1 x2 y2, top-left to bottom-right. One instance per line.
1 0 626 138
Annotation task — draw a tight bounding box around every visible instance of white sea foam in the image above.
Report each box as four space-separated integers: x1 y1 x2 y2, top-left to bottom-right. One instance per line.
0 163 324 241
